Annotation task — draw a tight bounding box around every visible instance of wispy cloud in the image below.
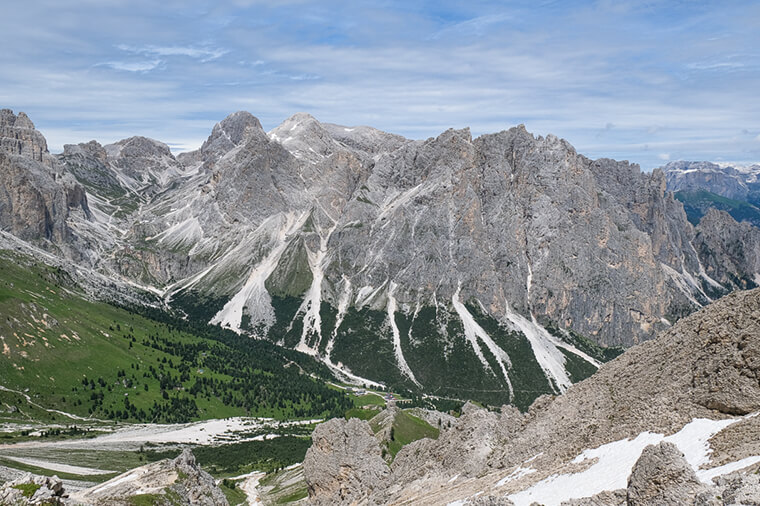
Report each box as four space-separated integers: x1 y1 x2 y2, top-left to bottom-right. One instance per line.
116 44 228 62
427 12 513 40
687 61 746 71
98 60 162 72
0 0 757 168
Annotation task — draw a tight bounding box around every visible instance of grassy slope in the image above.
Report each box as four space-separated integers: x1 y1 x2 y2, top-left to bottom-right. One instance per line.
367 409 440 459
0 250 349 423
387 410 439 458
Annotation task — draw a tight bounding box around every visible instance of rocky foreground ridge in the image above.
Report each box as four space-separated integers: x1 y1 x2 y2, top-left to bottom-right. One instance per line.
0 449 228 506
303 288 760 505
3 108 760 407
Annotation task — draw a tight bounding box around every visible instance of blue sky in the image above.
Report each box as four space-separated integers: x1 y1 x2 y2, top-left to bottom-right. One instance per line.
1 0 758 169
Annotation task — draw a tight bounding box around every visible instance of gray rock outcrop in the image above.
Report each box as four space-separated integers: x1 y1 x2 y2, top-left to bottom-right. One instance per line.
0 109 55 166
694 208 760 291
0 110 90 255
627 442 708 505
0 473 64 505
303 417 390 505
69 449 228 505
560 490 626 506
698 471 760 505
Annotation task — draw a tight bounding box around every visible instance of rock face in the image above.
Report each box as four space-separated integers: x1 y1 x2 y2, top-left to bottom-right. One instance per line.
303 417 390 505
110 113 754 407
5 108 760 408
699 471 760 505
627 442 708 505
694 209 760 291
69 449 228 505
0 110 90 255
0 109 54 165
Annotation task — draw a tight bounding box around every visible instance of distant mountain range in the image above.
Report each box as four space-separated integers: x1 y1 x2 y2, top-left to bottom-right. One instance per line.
2 108 760 408
662 160 760 228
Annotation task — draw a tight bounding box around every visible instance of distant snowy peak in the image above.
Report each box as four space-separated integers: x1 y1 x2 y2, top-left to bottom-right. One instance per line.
664 160 760 180
663 160 760 200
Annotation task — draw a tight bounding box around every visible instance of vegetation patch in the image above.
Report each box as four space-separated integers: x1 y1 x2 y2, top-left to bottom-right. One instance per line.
329 306 412 389
145 437 311 476
675 189 760 228
541 319 624 363
385 410 439 459
345 407 382 421
11 482 41 498
0 250 350 424
265 239 313 298
220 479 248 505
276 485 309 503
559 349 599 383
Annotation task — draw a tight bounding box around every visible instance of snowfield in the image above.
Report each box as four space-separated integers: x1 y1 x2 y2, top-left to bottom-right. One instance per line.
507 415 760 506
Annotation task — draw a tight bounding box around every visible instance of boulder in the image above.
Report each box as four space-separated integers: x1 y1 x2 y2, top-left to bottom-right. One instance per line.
627 442 708 505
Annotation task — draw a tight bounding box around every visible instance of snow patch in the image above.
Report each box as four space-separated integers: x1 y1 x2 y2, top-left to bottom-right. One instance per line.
497 465 537 486
698 456 760 482
508 416 747 506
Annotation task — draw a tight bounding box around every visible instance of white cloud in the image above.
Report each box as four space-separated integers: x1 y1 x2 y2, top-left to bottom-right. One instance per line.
687 61 746 71
658 153 671 161
99 60 162 72
116 44 228 62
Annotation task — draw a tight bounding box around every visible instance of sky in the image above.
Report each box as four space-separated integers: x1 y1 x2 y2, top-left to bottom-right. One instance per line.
1 0 758 169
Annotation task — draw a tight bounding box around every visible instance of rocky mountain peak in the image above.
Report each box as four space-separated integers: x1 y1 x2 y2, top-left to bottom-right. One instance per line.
198 110 267 165
106 136 173 159
62 140 108 163
99 135 183 191
321 122 408 156
269 112 342 163
0 108 52 165
694 208 760 290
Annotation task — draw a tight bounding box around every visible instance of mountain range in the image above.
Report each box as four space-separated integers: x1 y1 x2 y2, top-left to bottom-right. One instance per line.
2 108 760 409
663 161 760 229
